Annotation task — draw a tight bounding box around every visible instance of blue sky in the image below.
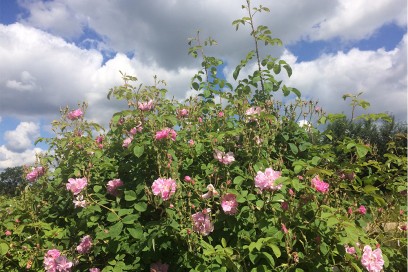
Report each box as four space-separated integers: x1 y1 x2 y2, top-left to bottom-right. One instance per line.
0 0 406 170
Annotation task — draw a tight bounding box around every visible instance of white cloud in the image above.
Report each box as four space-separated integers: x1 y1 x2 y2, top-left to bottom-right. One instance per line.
0 145 44 170
4 122 40 152
282 34 407 120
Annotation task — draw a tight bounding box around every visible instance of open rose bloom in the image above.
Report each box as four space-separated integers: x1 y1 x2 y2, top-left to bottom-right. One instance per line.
311 175 329 193
26 166 45 182
192 209 214 236
138 100 154 111
151 178 177 201
214 150 235 165
66 177 87 195
107 179 124 196
155 128 177 141
76 235 92 254
67 108 83 120
361 245 384 272
254 168 282 192
221 193 238 215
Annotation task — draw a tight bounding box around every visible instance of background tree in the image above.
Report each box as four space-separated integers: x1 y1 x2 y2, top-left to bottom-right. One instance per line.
0 166 25 196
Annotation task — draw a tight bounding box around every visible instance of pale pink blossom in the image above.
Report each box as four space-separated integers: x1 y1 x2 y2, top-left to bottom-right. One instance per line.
44 249 73 272
359 205 367 215
184 176 192 183
26 166 45 182
188 139 195 146
56 256 73 272
155 128 177 141
361 245 384 272
245 106 262 116
198 117 203 123
5 230 11 236
254 168 282 192
178 108 189 117
192 209 214 236
122 137 133 148
130 123 143 135
221 193 238 215
218 111 224 117
138 100 154 111
66 177 87 195
151 178 177 201
89 268 101 272
73 195 86 208
76 235 92 254
345 245 356 254
67 108 83 120
107 179 124 196
213 150 235 165
95 136 104 149
201 184 219 199
150 261 169 272
311 176 329 193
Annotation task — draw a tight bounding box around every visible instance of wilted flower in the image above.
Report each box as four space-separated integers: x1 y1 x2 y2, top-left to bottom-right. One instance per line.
345 245 356 254
221 193 238 215
214 150 235 165
73 195 86 208
107 179 124 196
122 137 133 148
76 235 92 254
66 177 87 195
201 184 219 199
311 176 329 193
254 168 282 192
361 245 384 272
151 178 177 201
178 108 189 117
138 100 154 111
192 209 214 236
67 108 83 120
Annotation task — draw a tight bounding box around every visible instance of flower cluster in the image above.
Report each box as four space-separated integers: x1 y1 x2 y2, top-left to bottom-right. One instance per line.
311 176 329 193
192 209 214 236
76 235 92 254
213 150 235 165
67 108 83 120
43 249 73 272
221 193 238 215
254 168 282 192
26 166 45 182
151 178 177 201
155 128 177 141
66 177 87 195
107 179 124 196
138 100 154 111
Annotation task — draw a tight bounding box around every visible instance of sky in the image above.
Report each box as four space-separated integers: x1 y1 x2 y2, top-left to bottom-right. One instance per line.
0 0 406 170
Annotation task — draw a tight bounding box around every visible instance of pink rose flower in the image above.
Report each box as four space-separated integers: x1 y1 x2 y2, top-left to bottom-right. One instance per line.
95 136 104 149
73 195 86 208
192 209 214 236
122 137 133 148
55 256 73 272
26 166 45 182
5 230 12 236
155 128 177 141
107 179 124 196
76 235 92 254
150 261 169 272
221 193 238 215
151 178 177 201
44 249 73 272
138 100 154 111
254 168 282 192
184 176 192 183
213 150 235 165
67 108 83 120
311 176 329 193
218 111 224 117
361 245 384 272
359 205 367 215
188 139 195 146
66 177 87 195
345 245 356 254
178 108 189 117
201 184 219 199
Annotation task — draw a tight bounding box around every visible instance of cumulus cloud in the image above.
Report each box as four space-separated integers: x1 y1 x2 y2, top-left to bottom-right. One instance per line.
282 34 407 120
4 122 40 152
0 145 44 171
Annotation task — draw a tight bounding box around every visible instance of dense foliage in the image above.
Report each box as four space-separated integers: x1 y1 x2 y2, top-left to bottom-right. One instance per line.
1 1 406 271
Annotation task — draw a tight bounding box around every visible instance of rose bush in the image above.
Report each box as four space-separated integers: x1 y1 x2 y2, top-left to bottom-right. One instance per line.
1 1 406 271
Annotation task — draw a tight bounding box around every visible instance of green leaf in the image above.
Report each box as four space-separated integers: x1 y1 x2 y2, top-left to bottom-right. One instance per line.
124 190 137 201
356 144 370 158
262 252 275 267
133 145 144 158
128 227 144 239
93 185 102 193
267 243 281 258
134 202 147 212
109 221 123 237
363 185 378 194
122 214 139 224
107 212 119 222
192 82 199 90
0 243 9 255
289 143 298 155
233 176 245 185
